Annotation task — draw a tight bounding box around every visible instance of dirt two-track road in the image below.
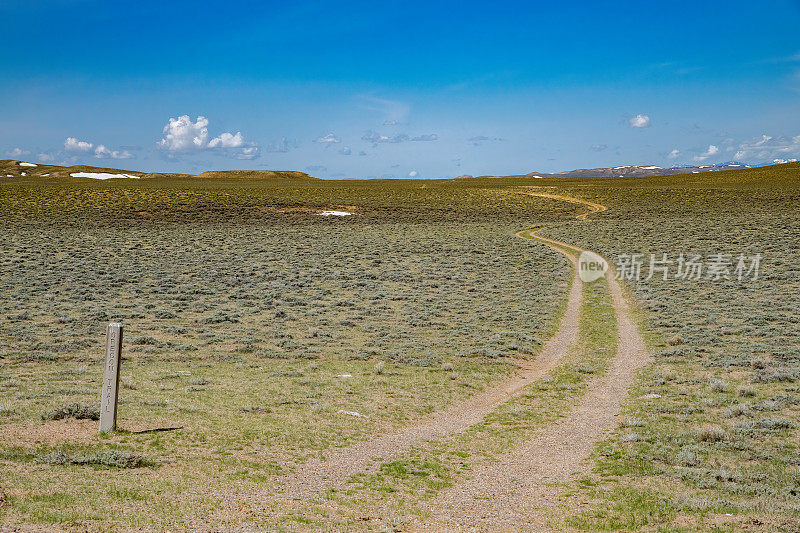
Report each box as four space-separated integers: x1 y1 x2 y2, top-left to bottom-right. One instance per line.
411 191 649 531
265 190 649 531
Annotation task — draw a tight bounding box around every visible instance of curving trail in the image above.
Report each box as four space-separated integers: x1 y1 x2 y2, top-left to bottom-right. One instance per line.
269 189 649 533
521 189 608 221
272 209 587 500
413 192 650 531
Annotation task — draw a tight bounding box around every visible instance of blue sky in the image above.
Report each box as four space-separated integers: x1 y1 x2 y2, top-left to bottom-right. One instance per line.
1 0 799 178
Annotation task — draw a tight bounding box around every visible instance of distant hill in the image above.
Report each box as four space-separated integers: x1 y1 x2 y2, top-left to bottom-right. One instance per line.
195 170 318 180
487 163 751 179
2 158 783 183
0 160 318 181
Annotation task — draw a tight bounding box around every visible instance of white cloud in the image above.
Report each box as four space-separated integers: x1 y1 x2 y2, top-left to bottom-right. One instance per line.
64 137 135 160
314 133 341 144
94 145 134 159
158 115 209 152
37 152 54 162
208 131 245 149
157 115 258 159
408 170 418 178
362 130 438 145
668 149 680 158
470 135 504 146
754 134 772 146
694 145 720 161
733 133 800 162
629 114 651 128
6 147 30 157
339 146 352 155
64 137 94 152
235 146 259 160
362 130 406 144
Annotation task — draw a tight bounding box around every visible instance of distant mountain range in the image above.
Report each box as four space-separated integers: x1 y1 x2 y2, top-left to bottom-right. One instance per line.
0 159 766 181
467 163 752 179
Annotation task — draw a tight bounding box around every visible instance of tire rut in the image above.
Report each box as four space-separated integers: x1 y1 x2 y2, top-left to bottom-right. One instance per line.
272 231 584 499
410 192 650 531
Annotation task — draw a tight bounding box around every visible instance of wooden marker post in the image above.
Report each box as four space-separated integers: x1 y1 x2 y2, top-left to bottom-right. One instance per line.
99 323 123 433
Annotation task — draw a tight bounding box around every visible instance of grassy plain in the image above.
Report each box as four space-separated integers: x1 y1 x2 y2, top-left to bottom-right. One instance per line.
543 162 800 531
1 160 799 530
0 165 574 529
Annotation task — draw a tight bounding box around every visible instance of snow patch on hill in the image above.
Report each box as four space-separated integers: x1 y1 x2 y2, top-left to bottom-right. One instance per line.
70 172 141 180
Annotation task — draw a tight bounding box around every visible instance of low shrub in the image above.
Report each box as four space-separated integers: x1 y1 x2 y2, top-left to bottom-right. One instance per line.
36 450 154 468
41 403 100 421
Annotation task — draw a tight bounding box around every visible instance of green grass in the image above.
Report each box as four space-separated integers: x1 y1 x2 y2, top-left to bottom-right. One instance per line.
544 162 800 531
326 270 618 528
567 486 679 530
1 160 799 530
0 169 576 529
